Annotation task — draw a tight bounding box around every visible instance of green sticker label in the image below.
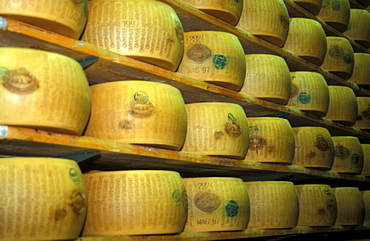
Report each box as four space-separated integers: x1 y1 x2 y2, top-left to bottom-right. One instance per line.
225 200 239 217
352 153 360 164
213 55 227 70
343 54 352 64
0 66 9 76
69 168 80 185
298 92 311 104
332 0 341 10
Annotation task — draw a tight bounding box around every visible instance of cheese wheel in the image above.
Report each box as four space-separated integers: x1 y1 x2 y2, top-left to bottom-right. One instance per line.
183 177 250 232
348 53 370 86
283 18 327 66
354 97 370 130
84 81 187 151
332 187 365 226
361 144 370 176
325 86 358 126
317 0 351 32
245 117 295 164
292 127 335 170
331 136 364 174
0 157 87 240
292 0 323 15
240 54 291 105
363 191 370 225
181 0 243 25
181 102 249 159
0 47 91 135
295 184 337 227
0 0 87 39
344 9 370 48
82 170 187 236
244 181 299 229
287 71 330 117
82 0 184 71
321 37 354 80
177 31 246 91
237 0 290 47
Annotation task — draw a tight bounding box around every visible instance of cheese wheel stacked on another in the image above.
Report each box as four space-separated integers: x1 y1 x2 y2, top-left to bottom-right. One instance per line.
183 177 250 232
354 97 370 130
0 0 88 39
182 102 249 159
317 0 351 32
361 144 370 177
287 71 330 117
245 117 295 164
84 81 187 151
325 86 358 126
295 184 337 227
237 0 290 47
348 53 370 87
344 9 370 48
331 136 364 174
0 157 87 240
244 181 299 229
292 0 323 15
292 126 335 170
82 170 188 236
0 47 91 135
362 190 370 225
181 0 244 25
240 54 291 105
332 187 365 226
82 0 184 71
283 18 327 66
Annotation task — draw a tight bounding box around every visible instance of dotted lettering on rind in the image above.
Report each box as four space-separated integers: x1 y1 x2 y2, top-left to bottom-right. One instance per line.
69 168 80 185
335 145 350 159
316 134 330 151
298 92 311 104
225 200 239 217
213 55 227 70
187 44 212 62
2 68 40 95
194 192 221 213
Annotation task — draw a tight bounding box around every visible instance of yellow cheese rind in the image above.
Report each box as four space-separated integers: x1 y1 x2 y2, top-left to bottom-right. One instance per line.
182 102 249 159
361 144 370 176
363 191 370 225
183 177 250 232
292 0 323 15
317 0 351 32
82 170 188 236
283 18 327 66
178 31 246 91
354 97 370 130
237 0 290 47
244 117 295 164
287 71 329 117
344 9 370 48
0 157 87 240
181 0 244 25
0 47 91 135
325 86 358 126
84 81 187 151
292 127 334 170
82 0 184 71
331 136 364 174
0 0 88 39
349 53 370 86
244 181 299 229
240 54 291 105
295 184 337 227
332 187 365 226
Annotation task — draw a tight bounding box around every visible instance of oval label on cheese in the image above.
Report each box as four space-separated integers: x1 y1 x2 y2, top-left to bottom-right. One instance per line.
315 134 330 151
335 145 350 159
129 91 155 118
194 192 221 213
225 113 242 137
329 46 344 59
187 44 212 62
2 68 40 94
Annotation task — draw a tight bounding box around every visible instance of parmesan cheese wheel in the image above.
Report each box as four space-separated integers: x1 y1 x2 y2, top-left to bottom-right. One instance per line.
0 0 87 39
325 86 358 126
240 54 291 105
245 117 295 164
317 0 351 32
181 102 249 159
332 187 365 226
181 0 244 25
361 144 370 176
295 184 337 227
177 31 246 91
354 97 370 130
183 177 250 232
283 18 327 66
320 37 354 80
0 47 91 135
244 181 299 229
287 71 330 117
237 0 290 47
82 0 184 71
344 9 370 48
362 190 370 225
82 170 188 236
0 157 87 240
331 136 364 174
84 81 187 151
292 127 335 170
348 53 370 86
292 0 323 15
